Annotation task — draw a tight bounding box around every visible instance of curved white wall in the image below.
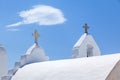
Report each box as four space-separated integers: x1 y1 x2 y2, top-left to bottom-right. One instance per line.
0 45 8 78
26 46 49 64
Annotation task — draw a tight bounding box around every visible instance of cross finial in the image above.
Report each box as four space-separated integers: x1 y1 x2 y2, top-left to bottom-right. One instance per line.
83 23 89 34
32 30 40 45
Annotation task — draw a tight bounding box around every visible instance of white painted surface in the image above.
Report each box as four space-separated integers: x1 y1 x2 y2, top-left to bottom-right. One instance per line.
72 33 101 58
11 53 120 80
0 45 8 79
22 43 49 65
1 43 49 80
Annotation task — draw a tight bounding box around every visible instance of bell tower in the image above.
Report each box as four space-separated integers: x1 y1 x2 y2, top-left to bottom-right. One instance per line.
72 24 101 58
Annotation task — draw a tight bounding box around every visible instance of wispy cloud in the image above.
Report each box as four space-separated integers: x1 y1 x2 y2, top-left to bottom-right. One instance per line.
7 28 19 32
6 5 66 28
7 22 23 28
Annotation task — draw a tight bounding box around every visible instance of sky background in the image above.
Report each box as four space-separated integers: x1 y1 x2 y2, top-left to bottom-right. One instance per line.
0 0 120 68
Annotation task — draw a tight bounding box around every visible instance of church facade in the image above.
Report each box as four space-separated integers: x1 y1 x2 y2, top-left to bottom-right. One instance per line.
1 24 120 80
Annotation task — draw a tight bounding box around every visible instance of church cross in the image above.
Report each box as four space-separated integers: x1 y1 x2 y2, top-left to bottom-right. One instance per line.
32 30 40 45
83 23 89 34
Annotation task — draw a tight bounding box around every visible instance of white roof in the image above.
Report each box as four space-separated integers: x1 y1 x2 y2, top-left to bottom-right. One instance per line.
74 33 87 47
23 43 49 64
26 43 39 55
11 53 120 80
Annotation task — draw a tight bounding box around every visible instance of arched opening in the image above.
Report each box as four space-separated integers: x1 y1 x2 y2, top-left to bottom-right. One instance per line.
87 44 93 57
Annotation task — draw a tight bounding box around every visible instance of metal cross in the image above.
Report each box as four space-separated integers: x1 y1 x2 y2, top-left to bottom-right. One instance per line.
83 23 89 34
32 29 40 45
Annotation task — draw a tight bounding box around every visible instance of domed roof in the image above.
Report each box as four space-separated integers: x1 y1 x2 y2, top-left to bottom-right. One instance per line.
25 43 37 55
25 43 49 64
11 53 120 80
21 29 49 65
26 43 45 55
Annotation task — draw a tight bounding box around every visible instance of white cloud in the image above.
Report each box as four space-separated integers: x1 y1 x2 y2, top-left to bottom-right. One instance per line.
7 22 23 28
7 5 66 27
7 28 19 32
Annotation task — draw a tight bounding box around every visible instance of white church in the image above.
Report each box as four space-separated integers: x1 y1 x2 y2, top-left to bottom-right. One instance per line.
0 24 120 80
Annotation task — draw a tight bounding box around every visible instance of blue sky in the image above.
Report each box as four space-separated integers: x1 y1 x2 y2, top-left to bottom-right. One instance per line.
0 0 120 68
